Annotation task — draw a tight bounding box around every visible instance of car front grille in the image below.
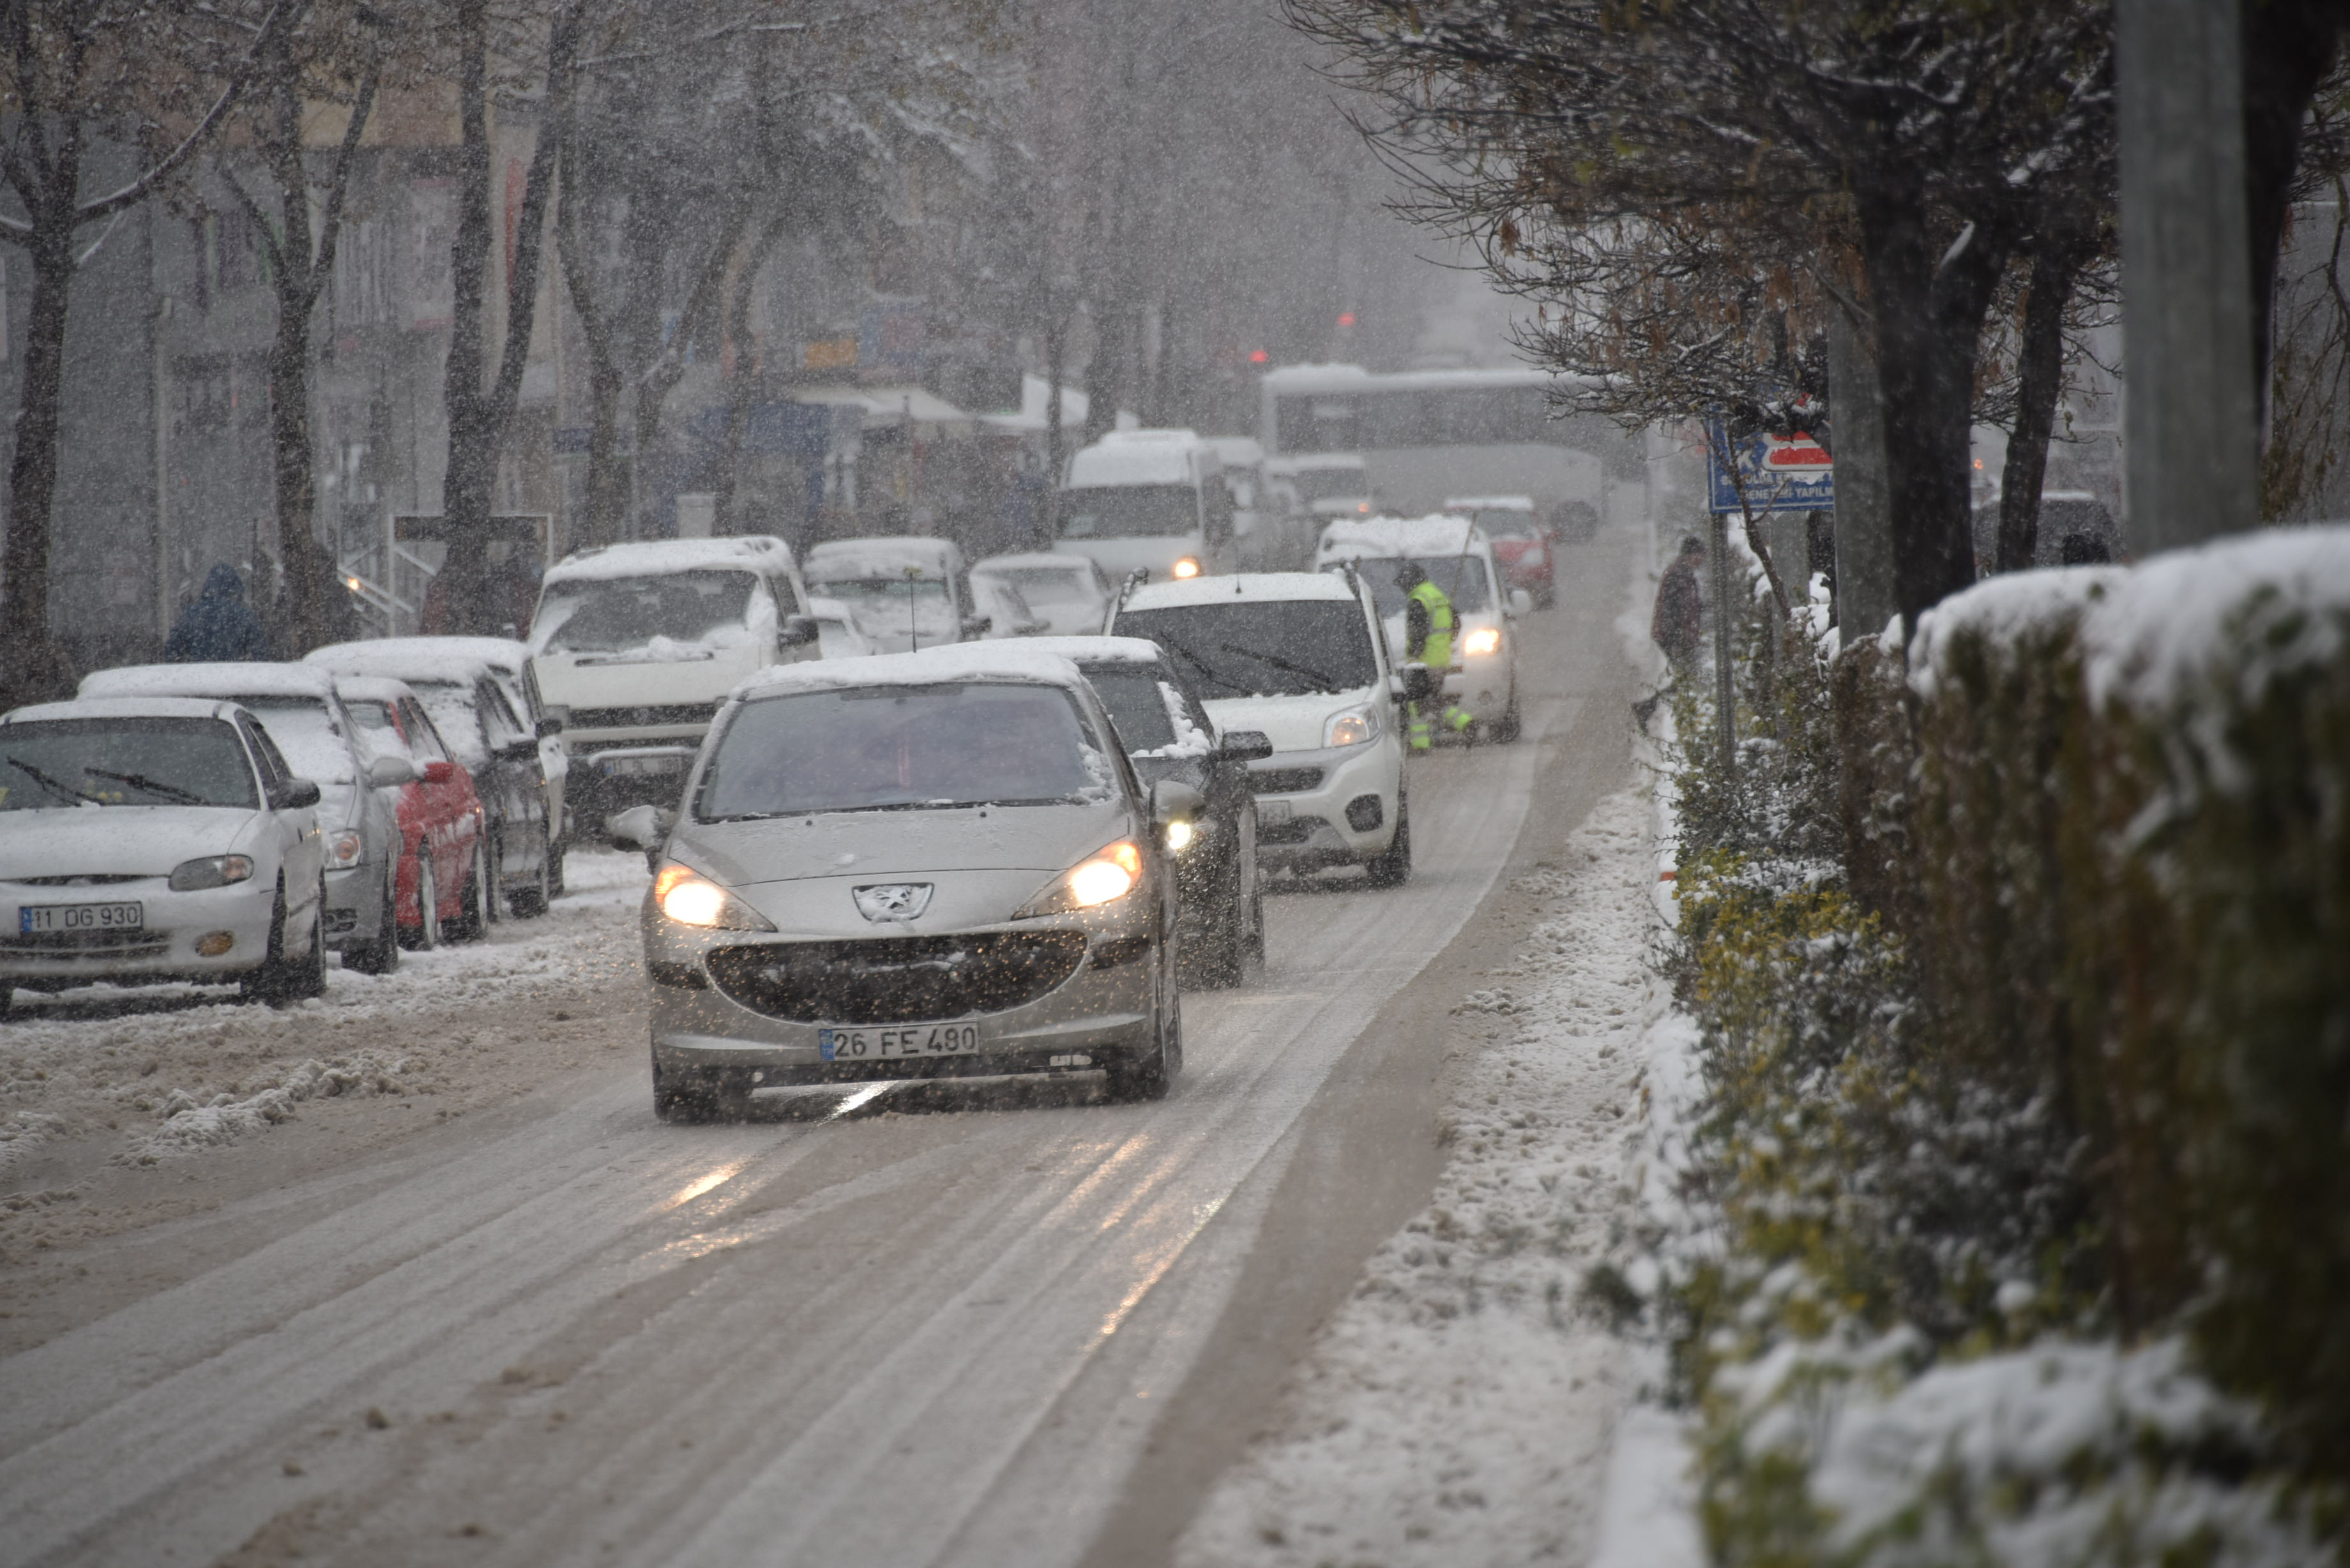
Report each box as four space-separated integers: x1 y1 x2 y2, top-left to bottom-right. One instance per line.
0 928 171 961
706 931 1090 1024
1249 768 1324 795
12 874 146 887
1255 817 1323 846
568 702 718 730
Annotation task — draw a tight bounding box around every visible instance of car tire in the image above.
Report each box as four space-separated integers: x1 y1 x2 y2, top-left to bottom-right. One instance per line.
244 878 327 1006
446 840 490 943
1489 691 1522 744
483 834 504 926
1105 965 1180 1101
343 866 402 975
399 850 439 951
1363 796 1413 888
652 1057 748 1123
508 829 552 919
1181 849 1251 990
547 840 567 900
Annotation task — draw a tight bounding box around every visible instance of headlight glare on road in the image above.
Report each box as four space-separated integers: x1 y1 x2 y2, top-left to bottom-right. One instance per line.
169 854 254 891
1324 704 1380 748
328 831 365 868
1462 626 1502 657
653 864 774 930
1020 840 1144 916
1171 557 1202 580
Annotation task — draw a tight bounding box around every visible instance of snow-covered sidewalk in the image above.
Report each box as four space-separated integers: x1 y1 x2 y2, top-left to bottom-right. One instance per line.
1177 783 1702 1568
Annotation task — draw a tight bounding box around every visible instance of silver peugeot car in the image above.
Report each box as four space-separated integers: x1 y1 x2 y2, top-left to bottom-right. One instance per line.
621 644 1196 1119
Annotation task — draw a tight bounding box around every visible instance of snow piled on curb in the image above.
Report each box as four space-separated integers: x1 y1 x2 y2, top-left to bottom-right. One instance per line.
1177 783 1706 1567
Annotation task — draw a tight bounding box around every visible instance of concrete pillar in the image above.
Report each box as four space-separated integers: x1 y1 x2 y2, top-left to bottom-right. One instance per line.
1828 314 1897 638
2118 0 2261 551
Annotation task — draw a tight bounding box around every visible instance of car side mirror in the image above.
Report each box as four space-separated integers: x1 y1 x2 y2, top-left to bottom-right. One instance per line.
1507 587 1533 618
607 803 676 851
1151 779 1206 826
496 737 540 763
420 760 458 786
963 614 994 637
779 614 821 649
367 753 418 788
536 711 566 738
1215 729 1274 764
274 778 322 810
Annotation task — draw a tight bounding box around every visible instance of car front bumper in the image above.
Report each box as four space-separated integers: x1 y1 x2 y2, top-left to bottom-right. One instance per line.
0 880 282 989
1247 738 1400 870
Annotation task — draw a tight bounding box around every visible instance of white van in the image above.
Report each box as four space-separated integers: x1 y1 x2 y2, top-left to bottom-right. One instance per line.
1315 513 1530 743
527 536 819 825
1056 428 1236 584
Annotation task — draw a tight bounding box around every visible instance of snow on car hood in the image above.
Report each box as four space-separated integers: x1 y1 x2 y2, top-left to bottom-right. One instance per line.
1199 690 1377 753
0 806 260 880
534 639 771 712
675 799 1130 889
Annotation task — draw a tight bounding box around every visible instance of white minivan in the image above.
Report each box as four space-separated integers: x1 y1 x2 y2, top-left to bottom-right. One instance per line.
1056 429 1237 585
1111 571 1420 886
1315 513 1529 743
527 536 819 829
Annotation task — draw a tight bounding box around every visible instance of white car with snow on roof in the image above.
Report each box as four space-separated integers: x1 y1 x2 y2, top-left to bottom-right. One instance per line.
612 642 1191 1117
1110 571 1420 887
801 537 985 654
967 552 1116 637
524 536 821 831
0 695 330 1007
1315 513 1528 743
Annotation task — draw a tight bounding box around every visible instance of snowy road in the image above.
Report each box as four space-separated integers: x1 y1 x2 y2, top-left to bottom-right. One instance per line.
0 536 1641 1568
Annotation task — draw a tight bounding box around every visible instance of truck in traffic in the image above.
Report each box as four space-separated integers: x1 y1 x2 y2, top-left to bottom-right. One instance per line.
1056 429 1236 585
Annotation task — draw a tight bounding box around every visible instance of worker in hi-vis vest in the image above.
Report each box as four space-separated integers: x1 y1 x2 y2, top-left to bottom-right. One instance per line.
1395 560 1473 751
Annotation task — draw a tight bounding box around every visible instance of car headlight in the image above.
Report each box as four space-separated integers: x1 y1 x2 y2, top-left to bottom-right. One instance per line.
1018 840 1145 916
1462 626 1502 657
1171 557 1202 579
327 831 365 868
170 854 255 891
1164 818 1197 853
652 864 775 931
1324 704 1381 748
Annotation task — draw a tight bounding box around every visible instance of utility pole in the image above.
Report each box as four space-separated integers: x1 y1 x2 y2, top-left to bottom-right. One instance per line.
2118 0 2261 552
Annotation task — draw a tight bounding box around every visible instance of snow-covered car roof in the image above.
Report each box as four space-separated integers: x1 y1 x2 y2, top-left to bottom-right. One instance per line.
1264 453 1366 475
330 636 529 675
1317 514 1491 559
731 640 1092 704
1442 494 1535 511
326 674 420 706
5 695 246 725
1121 571 1360 613
803 536 964 582
79 663 340 704
1066 430 1217 488
543 536 794 586
999 635 1172 668
969 552 1097 577
304 641 499 690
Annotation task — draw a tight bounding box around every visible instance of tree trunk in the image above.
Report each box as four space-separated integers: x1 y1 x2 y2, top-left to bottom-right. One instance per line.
437 0 498 626
1854 182 2011 624
628 211 745 537
1995 246 2081 575
554 180 629 547
1045 316 1066 541
1 211 79 705
711 233 763 537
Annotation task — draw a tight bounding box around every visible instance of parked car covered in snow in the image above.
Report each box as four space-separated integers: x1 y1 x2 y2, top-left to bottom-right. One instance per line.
77 663 408 974
523 536 822 830
328 675 493 951
967 552 1116 637
307 642 557 917
0 696 329 1006
614 642 1193 1117
802 537 984 652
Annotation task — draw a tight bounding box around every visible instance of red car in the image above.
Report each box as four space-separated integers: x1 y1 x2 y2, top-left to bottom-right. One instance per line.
332 675 492 948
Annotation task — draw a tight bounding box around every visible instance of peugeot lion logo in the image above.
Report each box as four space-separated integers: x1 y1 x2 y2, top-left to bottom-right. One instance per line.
853 883 934 923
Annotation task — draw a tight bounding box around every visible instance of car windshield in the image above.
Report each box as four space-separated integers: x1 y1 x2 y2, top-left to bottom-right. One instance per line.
1115 599 1379 699
1468 509 1538 540
808 578 960 646
697 683 1109 819
1355 557 1494 615
1058 485 1199 539
240 700 355 783
982 566 1098 608
0 718 257 810
533 569 758 654
1077 666 1178 752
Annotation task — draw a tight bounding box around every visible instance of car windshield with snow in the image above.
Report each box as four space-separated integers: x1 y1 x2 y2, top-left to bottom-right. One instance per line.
625 645 1193 1119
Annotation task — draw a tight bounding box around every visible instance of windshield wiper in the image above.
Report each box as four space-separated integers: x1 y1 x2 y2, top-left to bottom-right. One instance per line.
1216 642 1340 691
5 757 107 806
85 767 208 806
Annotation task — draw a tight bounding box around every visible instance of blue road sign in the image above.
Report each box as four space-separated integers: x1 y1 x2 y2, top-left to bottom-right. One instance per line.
1706 419 1835 514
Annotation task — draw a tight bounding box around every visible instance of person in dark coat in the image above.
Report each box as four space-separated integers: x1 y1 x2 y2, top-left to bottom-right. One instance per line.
165 564 271 663
1651 535 1707 665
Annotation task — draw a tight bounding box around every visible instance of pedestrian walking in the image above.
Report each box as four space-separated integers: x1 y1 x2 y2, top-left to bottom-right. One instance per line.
164 564 271 663
1395 560 1473 751
1635 534 1707 725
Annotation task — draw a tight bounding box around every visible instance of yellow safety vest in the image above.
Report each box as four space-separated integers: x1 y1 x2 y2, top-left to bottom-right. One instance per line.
1407 578 1455 671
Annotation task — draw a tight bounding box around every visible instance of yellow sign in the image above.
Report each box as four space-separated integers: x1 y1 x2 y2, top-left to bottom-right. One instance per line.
803 336 858 371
